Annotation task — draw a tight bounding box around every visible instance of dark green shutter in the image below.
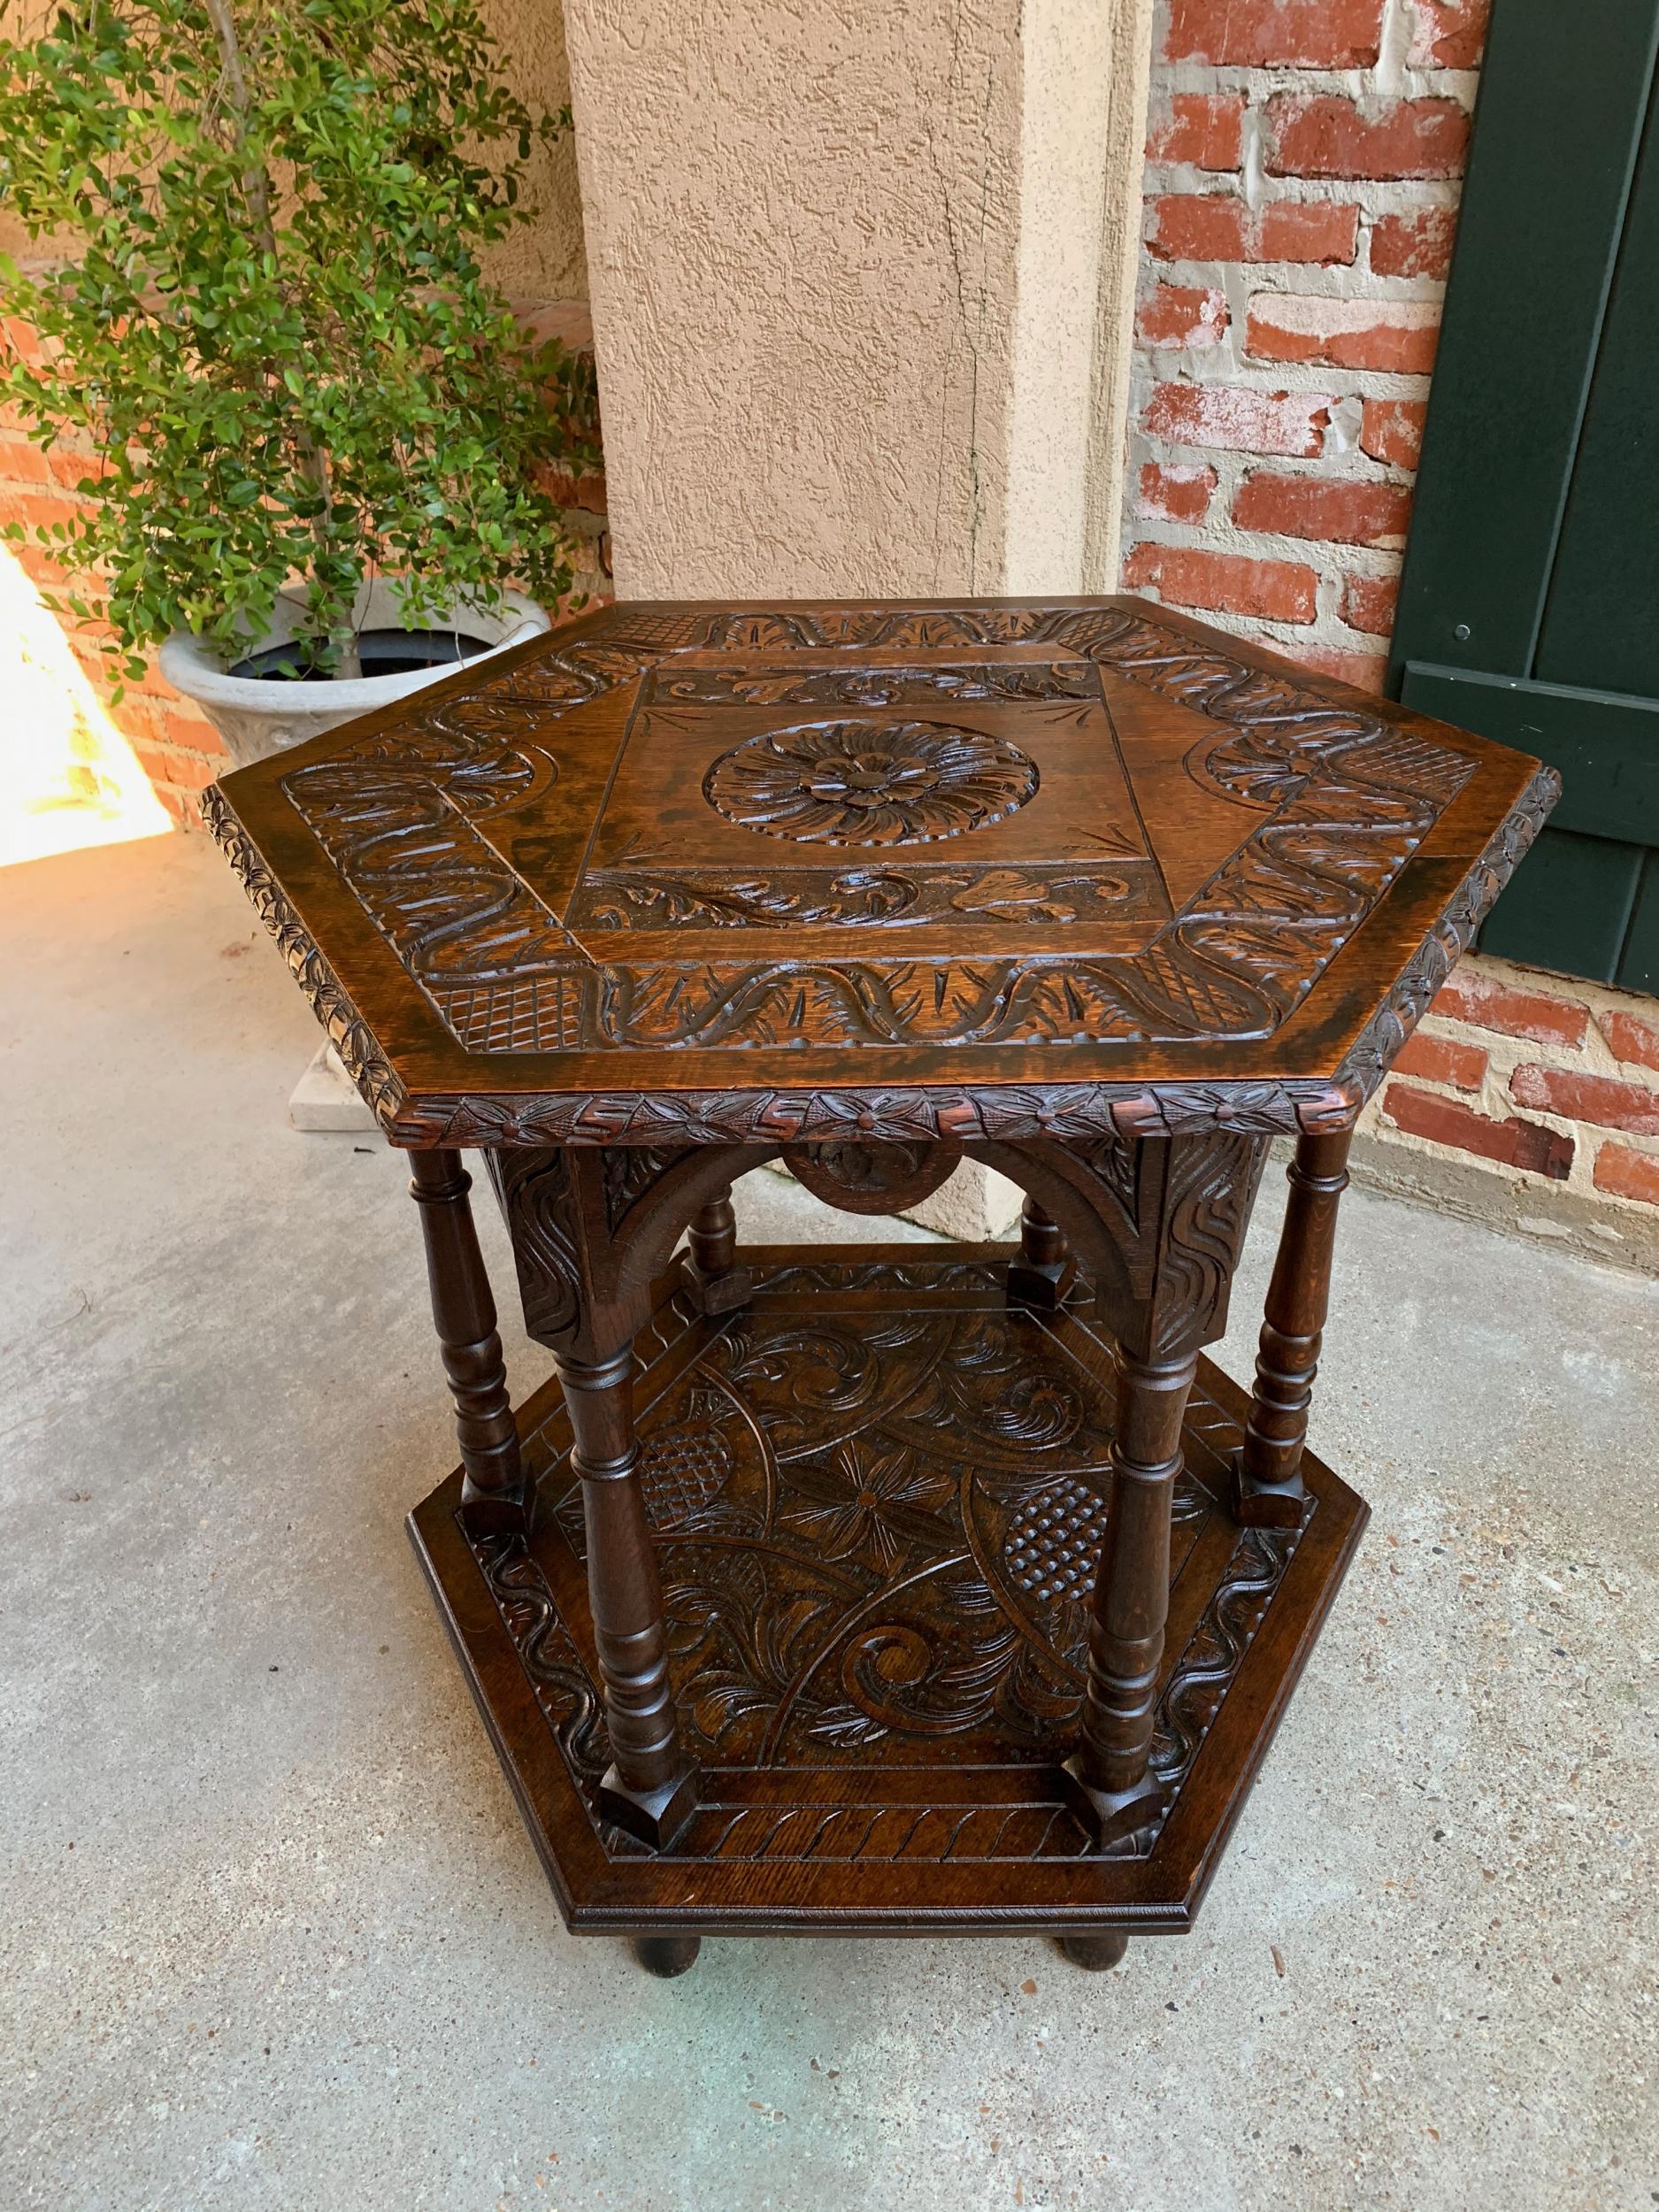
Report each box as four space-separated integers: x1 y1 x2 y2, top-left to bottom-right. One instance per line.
1387 0 1659 991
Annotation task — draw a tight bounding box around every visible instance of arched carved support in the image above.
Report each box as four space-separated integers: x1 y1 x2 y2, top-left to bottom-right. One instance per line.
484 1141 772 1362
408 1149 526 1537
479 1140 776 1849
968 1131 1268 1364
1233 1128 1353 1528
477 1125 1270 1859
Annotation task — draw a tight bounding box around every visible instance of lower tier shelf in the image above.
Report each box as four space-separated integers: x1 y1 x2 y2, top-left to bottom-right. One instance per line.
409 1245 1367 1939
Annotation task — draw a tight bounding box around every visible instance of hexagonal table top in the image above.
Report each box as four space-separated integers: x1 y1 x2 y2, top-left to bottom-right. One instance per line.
204 595 1555 1148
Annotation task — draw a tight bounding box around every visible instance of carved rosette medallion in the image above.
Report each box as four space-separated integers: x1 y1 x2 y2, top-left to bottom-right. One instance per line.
783 1135 963 1214
702 719 1040 846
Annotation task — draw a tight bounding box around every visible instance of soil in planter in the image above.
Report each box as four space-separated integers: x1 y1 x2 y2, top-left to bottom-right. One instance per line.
231 627 490 681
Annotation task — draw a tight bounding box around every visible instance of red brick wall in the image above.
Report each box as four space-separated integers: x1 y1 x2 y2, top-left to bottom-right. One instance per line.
1122 3 1659 1262
1124 0 1484 690
1357 951 1659 1261
1 327 230 824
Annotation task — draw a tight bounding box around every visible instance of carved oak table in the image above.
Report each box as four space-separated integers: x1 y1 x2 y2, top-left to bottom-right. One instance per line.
205 595 1555 1980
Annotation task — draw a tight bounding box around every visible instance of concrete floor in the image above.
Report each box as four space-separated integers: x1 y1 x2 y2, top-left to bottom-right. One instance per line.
2 830 1656 2212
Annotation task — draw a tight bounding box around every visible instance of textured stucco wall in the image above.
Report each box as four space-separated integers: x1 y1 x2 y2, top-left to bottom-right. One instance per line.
565 0 1150 600
565 0 1016 598
478 0 589 302
1008 0 1152 593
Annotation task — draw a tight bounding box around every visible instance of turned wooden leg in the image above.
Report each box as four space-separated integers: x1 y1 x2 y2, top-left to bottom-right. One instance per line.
680 1187 753 1316
554 1346 697 1848
1006 1196 1077 1310
631 1934 701 1978
1233 1129 1353 1529
1062 1347 1198 1850
1058 1931 1128 1972
409 1148 526 1537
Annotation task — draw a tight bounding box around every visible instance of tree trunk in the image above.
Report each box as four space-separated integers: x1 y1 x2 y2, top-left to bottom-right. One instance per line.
203 0 357 680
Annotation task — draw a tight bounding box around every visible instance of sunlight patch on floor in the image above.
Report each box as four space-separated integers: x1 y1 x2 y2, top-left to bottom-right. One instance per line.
0 547 172 867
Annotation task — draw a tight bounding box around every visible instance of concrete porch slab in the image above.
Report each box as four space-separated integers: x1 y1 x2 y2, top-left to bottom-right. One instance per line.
1 833 1655 2212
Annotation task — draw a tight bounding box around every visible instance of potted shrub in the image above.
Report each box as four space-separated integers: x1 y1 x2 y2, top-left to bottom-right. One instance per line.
0 0 597 764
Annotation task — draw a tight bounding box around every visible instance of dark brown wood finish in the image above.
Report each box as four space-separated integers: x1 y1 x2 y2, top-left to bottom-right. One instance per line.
550 1345 697 1847
632 1935 702 1978
408 1149 526 1536
1007 1199 1077 1310
472 1119 1270 1853
406 1248 1371 1943
1065 1346 1202 1850
1233 1130 1355 1528
1059 1932 1129 1972
203 595 1558 1150
206 597 1555 1979
680 1188 753 1316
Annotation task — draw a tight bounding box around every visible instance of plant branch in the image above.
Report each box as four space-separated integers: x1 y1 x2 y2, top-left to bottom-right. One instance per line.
202 0 359 674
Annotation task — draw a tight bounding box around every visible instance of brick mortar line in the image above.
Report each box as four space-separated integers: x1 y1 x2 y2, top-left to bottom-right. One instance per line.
1125 362 1437 400
1132 448 1418 499
1142 165 1466 210
1363 1083 1659 1208
1129 510 1418 564
1112 604 1388 659
1148 64 1479 102
1125 518 1413 561
1363 954 1659 1207
1130 448 1419 493
1142 270 1451 307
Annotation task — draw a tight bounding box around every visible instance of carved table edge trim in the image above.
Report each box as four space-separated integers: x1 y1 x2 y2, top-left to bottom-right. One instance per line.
201 783 413 1129
203 761 1558 1151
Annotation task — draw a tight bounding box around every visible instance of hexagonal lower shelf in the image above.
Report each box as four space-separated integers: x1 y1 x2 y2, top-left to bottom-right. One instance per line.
408 1247 1367 1941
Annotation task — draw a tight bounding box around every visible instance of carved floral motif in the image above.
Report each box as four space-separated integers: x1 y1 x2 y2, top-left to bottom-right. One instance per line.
381 1079 1353 1150
489 1276 1304 1861
702 718 1040 846
267 603 1496 1064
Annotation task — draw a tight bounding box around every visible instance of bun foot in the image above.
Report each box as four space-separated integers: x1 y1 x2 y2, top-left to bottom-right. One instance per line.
631 1934 702 1979
1058 1931 1128 1972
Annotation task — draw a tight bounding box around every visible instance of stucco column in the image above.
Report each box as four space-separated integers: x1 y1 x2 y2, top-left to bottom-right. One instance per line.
564 0 1153 1233
564 0 1152 600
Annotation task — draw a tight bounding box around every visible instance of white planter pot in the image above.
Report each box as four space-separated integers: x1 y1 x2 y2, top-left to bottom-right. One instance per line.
158 579 549 766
